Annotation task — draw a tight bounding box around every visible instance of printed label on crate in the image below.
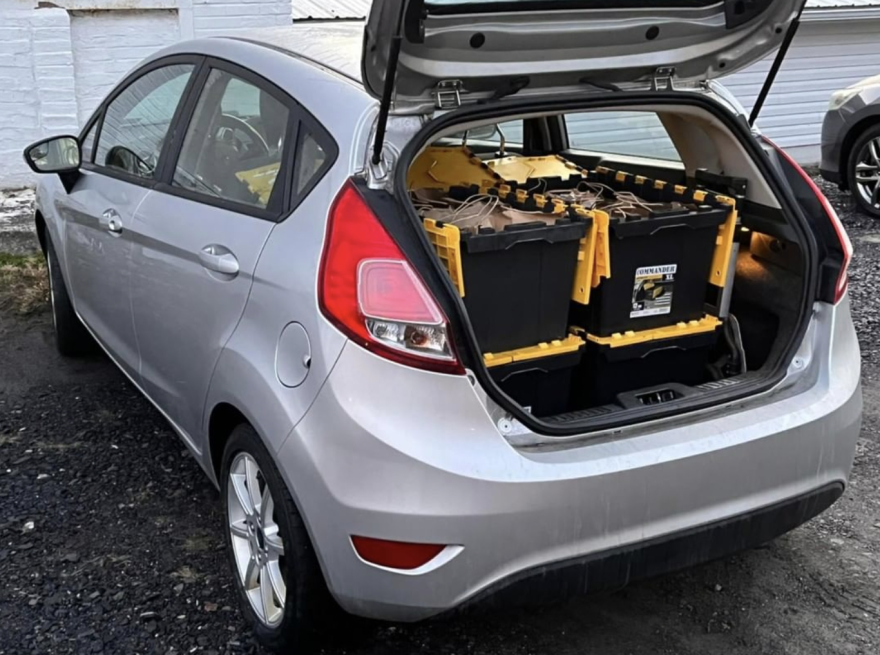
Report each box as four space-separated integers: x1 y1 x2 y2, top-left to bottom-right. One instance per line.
631 264 676 318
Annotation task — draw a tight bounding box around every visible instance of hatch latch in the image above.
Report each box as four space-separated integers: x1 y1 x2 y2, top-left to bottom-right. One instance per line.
651 67 676 92
434 80 463 109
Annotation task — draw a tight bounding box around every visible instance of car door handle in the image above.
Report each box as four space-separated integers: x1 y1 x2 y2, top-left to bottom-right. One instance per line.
198 245 239 276
102 208 123 234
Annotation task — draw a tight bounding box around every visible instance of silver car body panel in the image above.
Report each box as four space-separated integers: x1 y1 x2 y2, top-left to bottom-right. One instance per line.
32 27 862 620
54 168 146 380
129 191 275 446
279 296 860 620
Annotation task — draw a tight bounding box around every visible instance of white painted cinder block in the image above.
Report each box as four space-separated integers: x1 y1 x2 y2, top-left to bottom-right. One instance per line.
0 0 291 189
0 8 78 189
70 9 181 124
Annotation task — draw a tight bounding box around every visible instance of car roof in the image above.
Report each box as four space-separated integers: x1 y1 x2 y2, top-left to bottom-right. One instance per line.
227 22 366 85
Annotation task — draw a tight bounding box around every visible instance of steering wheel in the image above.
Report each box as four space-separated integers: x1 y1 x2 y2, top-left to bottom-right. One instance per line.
216 114 269 159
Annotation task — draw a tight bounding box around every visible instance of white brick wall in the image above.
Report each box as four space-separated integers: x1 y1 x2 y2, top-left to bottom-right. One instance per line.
70 9 180 124
0 0 292 189
1 7 79 189
192 0 291 36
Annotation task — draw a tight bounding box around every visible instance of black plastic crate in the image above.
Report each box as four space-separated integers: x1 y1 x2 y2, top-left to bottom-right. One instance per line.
461 223 584 352
485 164 738 337
572 325 720 408
489 344 583 417
425 185 588 354
570 206 727 336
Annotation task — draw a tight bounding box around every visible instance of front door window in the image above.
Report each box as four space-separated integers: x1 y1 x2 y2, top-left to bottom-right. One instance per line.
93 64 195 179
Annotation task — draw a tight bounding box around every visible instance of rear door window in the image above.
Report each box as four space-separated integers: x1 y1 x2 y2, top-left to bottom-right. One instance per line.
565 111 681 161
172 68 290 211
446 120 523 155
294 129 328 195
94 64 195 179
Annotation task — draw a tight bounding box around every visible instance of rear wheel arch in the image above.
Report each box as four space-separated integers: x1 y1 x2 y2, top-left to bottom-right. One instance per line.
840 115 880 190
208 402 250 483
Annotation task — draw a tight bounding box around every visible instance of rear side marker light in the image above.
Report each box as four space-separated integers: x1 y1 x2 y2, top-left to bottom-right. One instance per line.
351 535 446 571
319 180 464 374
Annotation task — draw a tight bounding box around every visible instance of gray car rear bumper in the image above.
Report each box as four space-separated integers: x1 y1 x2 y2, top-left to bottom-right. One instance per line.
820 108 847 186
277 298 862 622
444 481 844 615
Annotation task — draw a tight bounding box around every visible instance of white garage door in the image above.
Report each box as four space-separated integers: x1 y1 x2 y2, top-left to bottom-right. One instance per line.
563 17 880 165
70 10 180 125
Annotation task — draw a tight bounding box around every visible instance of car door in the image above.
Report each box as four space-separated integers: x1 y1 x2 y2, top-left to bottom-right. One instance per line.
128 61 295 446
59 59 199 377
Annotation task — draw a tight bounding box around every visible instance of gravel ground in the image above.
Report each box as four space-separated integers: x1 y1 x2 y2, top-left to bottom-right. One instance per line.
1 177 879 655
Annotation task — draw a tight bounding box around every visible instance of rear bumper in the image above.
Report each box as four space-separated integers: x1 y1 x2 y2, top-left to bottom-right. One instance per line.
447 482 844 615
820 109 847 186
819 167 840 185
277 299 861 622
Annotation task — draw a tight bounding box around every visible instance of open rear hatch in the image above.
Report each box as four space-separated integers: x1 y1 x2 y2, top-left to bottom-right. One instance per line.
362 0 804 110
350 0 833 435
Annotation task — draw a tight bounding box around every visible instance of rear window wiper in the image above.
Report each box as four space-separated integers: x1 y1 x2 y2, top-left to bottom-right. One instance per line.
579 78 622 93
482 76 531 103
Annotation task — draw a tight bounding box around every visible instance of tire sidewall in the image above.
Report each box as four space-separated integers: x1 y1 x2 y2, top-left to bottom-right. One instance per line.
847 124 880 219
46 239 65 329
44 236 93 356
220 425 310 651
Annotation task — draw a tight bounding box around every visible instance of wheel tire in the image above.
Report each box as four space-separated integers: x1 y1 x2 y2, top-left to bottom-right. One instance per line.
846 122 880 219
220 424 329 652
45 237 96 357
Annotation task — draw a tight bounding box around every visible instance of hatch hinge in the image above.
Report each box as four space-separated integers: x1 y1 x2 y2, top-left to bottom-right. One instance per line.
434 80 463 109
651 67 676 92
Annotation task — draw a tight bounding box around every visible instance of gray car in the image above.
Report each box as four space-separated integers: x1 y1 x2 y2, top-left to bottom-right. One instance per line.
820 73 880 217
23 0 861 651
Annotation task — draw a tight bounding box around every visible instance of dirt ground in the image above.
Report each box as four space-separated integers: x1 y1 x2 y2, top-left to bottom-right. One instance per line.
1 177 879 655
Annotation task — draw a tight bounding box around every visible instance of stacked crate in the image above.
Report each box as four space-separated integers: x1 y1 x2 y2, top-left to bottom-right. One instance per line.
411 147 739 413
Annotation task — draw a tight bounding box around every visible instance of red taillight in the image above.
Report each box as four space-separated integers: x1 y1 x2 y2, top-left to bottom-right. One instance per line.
351 535 446 570
764 136 853 303
319 180 464 374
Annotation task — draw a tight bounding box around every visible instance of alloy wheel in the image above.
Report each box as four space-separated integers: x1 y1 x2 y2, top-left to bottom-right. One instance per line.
854 136 880 211
227 452 287 627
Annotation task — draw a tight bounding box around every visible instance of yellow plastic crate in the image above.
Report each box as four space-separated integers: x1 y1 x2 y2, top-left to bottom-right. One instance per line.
485 154 584 185
408 146 502 191
592 165 738 289
583 315 722 348
483 334 585 368
422 218 465 296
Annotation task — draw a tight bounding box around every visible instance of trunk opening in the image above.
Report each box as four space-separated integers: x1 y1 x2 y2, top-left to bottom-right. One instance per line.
379 92 818 437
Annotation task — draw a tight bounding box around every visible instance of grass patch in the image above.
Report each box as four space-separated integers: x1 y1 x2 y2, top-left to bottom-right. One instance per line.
0 253 48 315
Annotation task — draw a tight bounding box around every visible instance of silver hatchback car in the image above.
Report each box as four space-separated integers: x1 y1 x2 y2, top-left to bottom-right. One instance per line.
24 0 861 651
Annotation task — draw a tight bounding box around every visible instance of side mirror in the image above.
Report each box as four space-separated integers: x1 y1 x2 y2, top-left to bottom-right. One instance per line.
23 135 81 174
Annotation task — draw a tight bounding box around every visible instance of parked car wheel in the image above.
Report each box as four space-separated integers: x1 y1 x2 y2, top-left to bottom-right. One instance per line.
847 123 880 218
45 237 95 357
220 424 326 652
